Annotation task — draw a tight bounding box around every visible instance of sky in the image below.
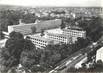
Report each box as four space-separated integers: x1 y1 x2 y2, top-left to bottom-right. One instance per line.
0 0 102 7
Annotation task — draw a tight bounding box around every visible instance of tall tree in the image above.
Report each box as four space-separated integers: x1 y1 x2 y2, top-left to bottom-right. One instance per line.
31 26 37 34
60 19 66 29
0 31 24 71
0 30 4 40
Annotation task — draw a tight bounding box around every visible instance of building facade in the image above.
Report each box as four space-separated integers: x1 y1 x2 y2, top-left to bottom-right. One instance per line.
46 32 72 44
96 47 103 62
28 34 58 49
63 27 86 42
8 19 62 35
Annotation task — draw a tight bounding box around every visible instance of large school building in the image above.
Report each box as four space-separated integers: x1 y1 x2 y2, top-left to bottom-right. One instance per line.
8 19 86 49
28 34 59 49
8 19 62 35
62 26 86 42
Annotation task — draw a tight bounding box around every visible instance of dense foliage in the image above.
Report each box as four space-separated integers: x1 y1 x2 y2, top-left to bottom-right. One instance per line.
0 10 36 32
78 17 103 42
0 31 91 73
0 31 37 72
67 60 103 72
0 9 103 72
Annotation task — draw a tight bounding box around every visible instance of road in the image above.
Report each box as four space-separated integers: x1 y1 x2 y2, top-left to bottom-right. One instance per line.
60 55 86 73
49 42 100 73
49 51 86 73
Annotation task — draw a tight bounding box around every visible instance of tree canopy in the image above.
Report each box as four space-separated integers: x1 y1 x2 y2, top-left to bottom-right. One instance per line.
0 31 36 72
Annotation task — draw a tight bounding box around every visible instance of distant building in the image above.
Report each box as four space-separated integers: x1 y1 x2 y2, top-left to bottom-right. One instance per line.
45 27 86 44
28 28 73 49
96 47 103 62
63 26 86 42
28 34 59 49
8 23 34 35
46 32 72 44
8 19 62 35
46 28 72 44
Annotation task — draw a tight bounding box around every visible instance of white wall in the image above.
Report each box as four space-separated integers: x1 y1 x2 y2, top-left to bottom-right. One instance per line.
8 26 14 33
96 47 103 62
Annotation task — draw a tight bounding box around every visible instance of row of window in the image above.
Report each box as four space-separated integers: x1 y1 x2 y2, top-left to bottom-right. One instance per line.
64 32 85 37
64 31 85 35
30 37 47 43
63 30 85 34
48 35 68 43
29 37 49 48
32 40 47 48
49 36 66 40
47 33 67 39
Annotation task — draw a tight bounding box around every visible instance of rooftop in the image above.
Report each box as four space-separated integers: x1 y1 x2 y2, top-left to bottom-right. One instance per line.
47 32 71 39
28 33 60 44
68 26 84 31
28 33 52 42
63 26 85 31
46 28 63 34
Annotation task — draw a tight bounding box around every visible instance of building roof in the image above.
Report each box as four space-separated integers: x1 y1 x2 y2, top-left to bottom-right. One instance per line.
46 28 63 34
28 33 53 42
47 31 71 39
46 28 71 39
63 27 85 32
28 33 60 44
65 26 84 31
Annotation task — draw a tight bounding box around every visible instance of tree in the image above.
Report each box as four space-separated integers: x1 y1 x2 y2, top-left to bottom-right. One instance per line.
78 17 103 42
0 31 39 72
77 37 90 49
20 39 38 70
0 31 25 71
20 49 37 70
0 10 23 32
60 19 66 29
22 13 36 23
0 30 4 40
59 44 69 58
30 65 46 72
9 31 24 40
31 26 37 34
39 44 61 69
40 29 45 37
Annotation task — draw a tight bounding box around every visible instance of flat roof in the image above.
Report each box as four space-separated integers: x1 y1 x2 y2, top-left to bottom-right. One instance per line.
28 33 53 42
47 32 71 39
63 28 85 32
66 26 84 31
46 28 63 34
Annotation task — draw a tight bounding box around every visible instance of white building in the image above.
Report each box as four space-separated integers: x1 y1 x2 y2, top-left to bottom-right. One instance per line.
96 47 103 62
8 19 62 35
28 34 59 49
46 28 72 44
63 26 86 42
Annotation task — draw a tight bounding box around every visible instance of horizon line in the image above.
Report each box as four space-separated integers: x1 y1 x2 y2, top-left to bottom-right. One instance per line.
0 4 103 8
